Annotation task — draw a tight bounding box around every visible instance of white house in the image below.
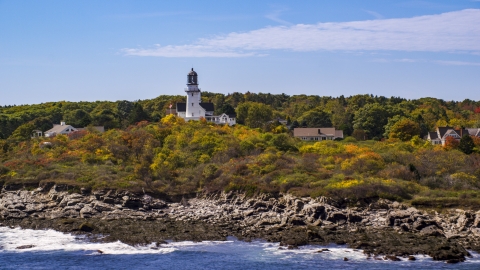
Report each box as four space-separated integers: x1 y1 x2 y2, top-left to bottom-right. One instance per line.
293 128 344 141
43 122 105 138
172 68 236 126
44 122 79 137
427 126 480 145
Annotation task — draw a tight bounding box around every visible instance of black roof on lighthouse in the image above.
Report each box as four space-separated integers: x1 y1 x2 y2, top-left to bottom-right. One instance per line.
188 68 197 76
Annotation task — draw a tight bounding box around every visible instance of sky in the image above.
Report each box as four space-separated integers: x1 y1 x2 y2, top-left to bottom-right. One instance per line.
1 0 479 106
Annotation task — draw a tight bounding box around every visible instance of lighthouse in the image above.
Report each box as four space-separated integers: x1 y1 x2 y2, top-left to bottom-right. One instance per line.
185 68 201 118
174 68 236 125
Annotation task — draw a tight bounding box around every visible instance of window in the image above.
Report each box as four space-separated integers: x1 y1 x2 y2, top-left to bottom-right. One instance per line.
191 93 193 96
192 113 194 116
192 103 194 107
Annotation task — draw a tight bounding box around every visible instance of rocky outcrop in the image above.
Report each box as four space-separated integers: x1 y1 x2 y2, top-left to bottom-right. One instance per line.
1 186 480 262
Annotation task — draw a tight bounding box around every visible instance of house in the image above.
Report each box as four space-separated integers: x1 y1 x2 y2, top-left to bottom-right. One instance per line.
427 126 480 145
293 128 344 141
169 68 236 126
206 113 237 125
31 130 43 138
44 122 79 137
43 122 105 138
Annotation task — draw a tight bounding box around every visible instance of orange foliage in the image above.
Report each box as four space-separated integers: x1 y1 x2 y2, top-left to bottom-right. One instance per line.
444 136 459 150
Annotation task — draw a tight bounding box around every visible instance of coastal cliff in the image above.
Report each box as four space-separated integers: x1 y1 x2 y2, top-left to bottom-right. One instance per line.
2 183 480 263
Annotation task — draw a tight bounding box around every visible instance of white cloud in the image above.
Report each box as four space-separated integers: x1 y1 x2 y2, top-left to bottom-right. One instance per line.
123 9 480 57
435 60 480 66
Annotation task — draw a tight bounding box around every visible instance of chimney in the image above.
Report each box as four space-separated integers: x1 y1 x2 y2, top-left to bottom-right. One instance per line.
61 121 65 126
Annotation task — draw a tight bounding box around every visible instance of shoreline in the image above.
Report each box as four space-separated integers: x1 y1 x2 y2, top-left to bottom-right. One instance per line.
2 184 480 263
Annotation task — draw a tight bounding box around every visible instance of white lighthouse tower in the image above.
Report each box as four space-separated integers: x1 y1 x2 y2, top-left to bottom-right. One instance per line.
185 68 203 120
174 68 235 125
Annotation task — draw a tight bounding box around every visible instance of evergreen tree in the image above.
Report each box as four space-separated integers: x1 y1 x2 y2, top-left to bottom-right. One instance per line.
459 134 475 154
128 103 149 125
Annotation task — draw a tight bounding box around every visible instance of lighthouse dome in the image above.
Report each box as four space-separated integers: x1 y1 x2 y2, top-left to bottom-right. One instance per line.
188 68 197 76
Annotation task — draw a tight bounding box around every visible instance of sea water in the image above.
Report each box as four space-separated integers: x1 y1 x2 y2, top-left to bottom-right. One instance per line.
1 227 480 270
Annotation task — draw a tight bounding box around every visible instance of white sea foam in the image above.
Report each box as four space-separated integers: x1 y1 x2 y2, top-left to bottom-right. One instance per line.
2 226 480 265
0 227 175 255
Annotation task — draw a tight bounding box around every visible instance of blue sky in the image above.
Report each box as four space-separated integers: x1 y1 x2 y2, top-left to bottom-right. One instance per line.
1 0 479 106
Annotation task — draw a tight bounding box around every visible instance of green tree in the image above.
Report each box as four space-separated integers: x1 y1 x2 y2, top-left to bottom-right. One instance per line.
9 122 35 141
236 102 273 128
297 110 332 128
388 118 421 141
128 103 150 125
353 103 390 139
459 134 475 154
64 109 92 128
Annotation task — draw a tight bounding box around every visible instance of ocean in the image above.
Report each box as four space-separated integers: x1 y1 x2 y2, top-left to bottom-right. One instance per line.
1 226 480 270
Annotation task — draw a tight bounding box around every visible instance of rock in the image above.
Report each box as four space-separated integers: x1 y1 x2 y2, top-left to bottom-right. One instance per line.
16 245 35 249
384 255 401 261
79 222 94 232
408 255 416 261
293 200 304 213
288 216 306 226
419 225 443 237
93 202 114 212
343 257 348 261
301 204 325 219
326 212 347 223
79 206 97 218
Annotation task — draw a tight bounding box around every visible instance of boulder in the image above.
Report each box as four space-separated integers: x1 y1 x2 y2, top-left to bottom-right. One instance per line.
326 211 347 223
80 206 97 218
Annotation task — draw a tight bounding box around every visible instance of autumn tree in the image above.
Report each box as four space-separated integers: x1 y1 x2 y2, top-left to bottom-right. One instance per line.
388 118 421 141
444 136 460 150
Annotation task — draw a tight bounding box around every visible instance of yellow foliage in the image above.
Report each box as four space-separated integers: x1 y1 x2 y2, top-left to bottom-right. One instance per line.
299 141 345 155
161 114 185 125
327 179 363 189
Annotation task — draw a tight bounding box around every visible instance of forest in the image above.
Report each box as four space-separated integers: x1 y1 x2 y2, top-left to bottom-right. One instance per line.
1 93 480 208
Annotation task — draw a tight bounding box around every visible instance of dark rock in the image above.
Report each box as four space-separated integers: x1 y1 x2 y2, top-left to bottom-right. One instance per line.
326 212 347 223
79 222 94 232
384 255 401 261
408 255 416 261
419 225 443 237
343 257 348 261
16 245 35 249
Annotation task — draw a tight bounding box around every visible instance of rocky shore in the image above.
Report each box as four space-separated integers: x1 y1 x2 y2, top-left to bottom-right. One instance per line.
2 183 480 263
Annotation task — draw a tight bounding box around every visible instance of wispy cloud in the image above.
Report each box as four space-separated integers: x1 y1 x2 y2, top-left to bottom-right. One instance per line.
372 58 480 66
435 60 480 66
123 9 480 57
108 11 190 19
265 7 292 26
363 9 385 19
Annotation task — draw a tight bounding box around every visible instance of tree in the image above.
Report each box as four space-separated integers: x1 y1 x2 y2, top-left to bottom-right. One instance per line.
219 104 236 115
128 103 149 125
459 135 475 154
235 102 273 128
388 118 421 141
9 122 35 141
297 110 332 128
64 109 92 127
444 136 459 150
353 103 390 139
